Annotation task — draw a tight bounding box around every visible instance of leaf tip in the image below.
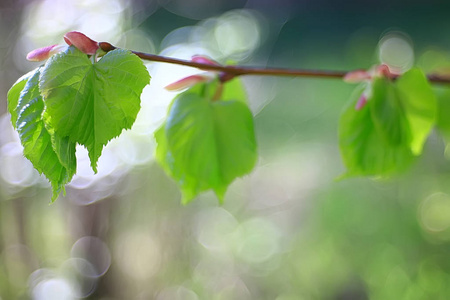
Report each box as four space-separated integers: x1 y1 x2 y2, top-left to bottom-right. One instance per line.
214 187 227 204
180 195 193 206
50 184 62 203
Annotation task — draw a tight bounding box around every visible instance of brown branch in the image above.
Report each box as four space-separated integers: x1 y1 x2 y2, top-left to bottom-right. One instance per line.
99 42 450 84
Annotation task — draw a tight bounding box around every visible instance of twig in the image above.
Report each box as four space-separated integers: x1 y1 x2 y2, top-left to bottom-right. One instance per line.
99 42 450 84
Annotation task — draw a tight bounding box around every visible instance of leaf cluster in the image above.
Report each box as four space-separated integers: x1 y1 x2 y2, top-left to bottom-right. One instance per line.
7 39 449 204
8 46 150 201
339 68 437 177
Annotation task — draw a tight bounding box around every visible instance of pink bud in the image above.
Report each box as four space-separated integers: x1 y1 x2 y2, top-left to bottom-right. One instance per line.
343 70 371 83
374 64 393 78
26 44 68 61
355 94 368 110
191 55 220 66
64 31 99 55
165 74 211 91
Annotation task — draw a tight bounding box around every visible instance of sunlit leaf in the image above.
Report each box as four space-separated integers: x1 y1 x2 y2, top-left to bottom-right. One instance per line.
15 68 76 201
396 68 437 155
155 86 257 204
339 84 414 177
221 77 247 103
370 77 412 147
340 68 436 177
7 68 38 128
39 46 150 172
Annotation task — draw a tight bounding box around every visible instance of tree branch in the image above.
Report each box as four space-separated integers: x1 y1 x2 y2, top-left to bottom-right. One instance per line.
99 42 450 84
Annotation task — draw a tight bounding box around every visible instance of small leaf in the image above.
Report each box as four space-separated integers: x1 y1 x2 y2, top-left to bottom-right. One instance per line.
339 84 414 177
155 87 257 203
339 68 436 177
15 68 76 201
7 69 38 127
370 77 412 147
396 68 437 155
39 46 150 172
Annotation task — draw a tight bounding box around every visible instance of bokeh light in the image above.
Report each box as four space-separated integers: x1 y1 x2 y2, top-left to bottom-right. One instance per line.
71 236 111 277
378 31 414 73
1 1 450 299
32 278 74 300
213 10 261 60
114 231 162 280
156 286 199 300
419 192 450 241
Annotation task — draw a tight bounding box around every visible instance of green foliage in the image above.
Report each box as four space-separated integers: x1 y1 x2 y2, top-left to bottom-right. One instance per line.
339 68 436 177
396 68 437 154
7 69 36 127
39 46 150 171
155 82 257 204
7 46 150 201
5 37 446 204
9 67 76 201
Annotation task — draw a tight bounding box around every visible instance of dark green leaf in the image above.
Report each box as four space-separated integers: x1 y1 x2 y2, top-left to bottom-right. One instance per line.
15 68 76 201
39 46 150 172
155 88 257 204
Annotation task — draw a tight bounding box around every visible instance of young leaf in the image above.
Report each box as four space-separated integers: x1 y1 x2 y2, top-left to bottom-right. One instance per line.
7 68 38 127
340 68 436 177
39 46 150 172
14 68 76 201
370 77 412 147
339 85 414 177
155 88 257 204
396 68 437 155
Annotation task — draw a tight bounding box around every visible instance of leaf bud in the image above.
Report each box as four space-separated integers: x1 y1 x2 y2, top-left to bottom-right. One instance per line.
26 44 67 61
165 74 212 91
64 31 99 55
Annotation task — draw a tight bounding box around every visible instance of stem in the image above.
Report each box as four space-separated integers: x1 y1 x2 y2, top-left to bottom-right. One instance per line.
99 42 450 84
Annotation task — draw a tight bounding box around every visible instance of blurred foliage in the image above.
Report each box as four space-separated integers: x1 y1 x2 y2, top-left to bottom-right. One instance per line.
1 1 450 299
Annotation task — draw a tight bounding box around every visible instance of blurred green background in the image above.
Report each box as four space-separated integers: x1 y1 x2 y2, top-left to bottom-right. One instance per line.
1 0 450 299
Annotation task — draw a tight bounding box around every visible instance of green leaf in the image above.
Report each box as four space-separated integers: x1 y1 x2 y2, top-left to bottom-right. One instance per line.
339 68 436 177
155 87 257 204
435 87 450 141
370 76 412 146
187 77 248 103
7 68 38 128
222 77 248 103
39 46 150 172
339 84 414 177
15 68 76 201
396 68 436 155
